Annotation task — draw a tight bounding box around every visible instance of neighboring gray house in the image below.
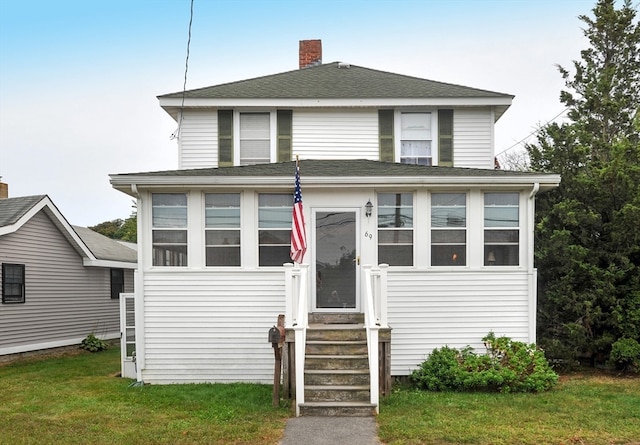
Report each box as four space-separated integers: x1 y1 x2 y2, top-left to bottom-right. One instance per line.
0 193 137 356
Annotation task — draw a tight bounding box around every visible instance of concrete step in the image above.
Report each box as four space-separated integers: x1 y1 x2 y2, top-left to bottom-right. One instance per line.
305 385 370 403
305 354 369 370
308 312 365 324
304 369 370 386
306 325 367 342
306 340 368 355
299 401 377 417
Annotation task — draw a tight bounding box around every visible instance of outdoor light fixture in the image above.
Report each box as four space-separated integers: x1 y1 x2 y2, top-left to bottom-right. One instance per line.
365 199 373 218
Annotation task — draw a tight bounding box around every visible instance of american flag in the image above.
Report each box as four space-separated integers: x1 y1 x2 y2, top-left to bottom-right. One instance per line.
290 161 307 263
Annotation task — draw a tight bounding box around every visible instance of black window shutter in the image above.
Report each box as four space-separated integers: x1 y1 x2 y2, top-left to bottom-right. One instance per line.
378 109 394 162
218 110 233 167
438 109 454 167
277 110 292 162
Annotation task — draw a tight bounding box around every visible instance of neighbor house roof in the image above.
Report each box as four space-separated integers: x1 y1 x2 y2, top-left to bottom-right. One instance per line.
110 160 560 196
158 62 513 121
0 195 136 268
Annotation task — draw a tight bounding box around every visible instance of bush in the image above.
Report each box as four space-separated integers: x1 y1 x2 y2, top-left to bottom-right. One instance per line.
80 334 109 352
609 338 640 373
410 332 558 393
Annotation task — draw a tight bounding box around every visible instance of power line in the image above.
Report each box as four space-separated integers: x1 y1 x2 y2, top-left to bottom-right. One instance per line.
171 0 195 140
496 107 570 157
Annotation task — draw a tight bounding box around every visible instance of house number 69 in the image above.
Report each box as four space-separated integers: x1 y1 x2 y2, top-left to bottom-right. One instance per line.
364 231 373 240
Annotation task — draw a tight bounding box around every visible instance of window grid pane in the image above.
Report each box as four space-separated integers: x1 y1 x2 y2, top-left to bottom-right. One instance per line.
258 194 291 266
484 192 519 266
431 193 467 266
377 193 413 266
2 263 25 303
205 193 241 266
240 113 270 165
152 193 188 266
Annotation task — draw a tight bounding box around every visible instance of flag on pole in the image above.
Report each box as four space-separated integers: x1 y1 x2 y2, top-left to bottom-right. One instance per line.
290 160 307 264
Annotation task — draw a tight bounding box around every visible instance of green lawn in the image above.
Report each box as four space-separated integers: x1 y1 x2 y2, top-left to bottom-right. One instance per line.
1 347 639 445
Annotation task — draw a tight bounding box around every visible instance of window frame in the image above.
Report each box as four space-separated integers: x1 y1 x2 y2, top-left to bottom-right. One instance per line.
204 192 241 267
483 192 520 266
110 268 125 299
151 193 189 267
2 263 25 304
430 192 467 267
377 192 414 267
258 193 292 267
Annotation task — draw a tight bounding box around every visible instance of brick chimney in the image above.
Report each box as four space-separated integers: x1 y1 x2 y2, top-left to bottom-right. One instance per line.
299 39 322 69
0 180 8 199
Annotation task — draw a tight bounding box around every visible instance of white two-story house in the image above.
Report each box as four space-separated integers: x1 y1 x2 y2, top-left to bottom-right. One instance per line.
110 41 559 415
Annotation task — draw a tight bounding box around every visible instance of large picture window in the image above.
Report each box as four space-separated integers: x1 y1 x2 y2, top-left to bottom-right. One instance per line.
378 193 413 266
152 193 188 266
2 263 25 304
258 194 291 266
431 193 466 266
484 192 519 266
205 193 241 266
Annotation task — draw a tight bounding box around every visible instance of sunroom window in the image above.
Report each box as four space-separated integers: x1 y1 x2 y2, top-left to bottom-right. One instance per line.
205 193 241 266
431 193 466 266
484 192 519 266
152 193 188 266
258 194 291 266
378 193 413 266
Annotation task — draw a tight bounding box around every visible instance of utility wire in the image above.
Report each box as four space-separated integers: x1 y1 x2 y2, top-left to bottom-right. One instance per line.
496 107 570 157
171 0 194 140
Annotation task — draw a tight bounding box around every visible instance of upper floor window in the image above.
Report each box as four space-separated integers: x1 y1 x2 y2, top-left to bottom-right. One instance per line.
218 110 292 167
400 112 432 166
484 192 519 266
258 194 292 266
240 113 270 165
2 263 25 304
431 193 466 266
110 268 124 299
378 193 413 266
152 193 188 266
205 193 241 266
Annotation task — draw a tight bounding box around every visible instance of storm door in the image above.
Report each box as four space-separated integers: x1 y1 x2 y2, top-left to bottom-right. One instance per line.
313 209 359 311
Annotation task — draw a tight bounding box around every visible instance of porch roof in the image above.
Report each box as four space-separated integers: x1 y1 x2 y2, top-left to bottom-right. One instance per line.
110 160 560 196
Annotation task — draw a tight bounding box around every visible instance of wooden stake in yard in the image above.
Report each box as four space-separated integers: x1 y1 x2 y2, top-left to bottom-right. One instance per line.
272 314 285 407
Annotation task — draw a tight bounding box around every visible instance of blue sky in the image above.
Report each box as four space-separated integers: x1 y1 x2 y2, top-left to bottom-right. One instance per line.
0 0 593 226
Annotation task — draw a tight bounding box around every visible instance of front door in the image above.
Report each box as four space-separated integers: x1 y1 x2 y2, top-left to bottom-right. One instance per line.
313 209 359 311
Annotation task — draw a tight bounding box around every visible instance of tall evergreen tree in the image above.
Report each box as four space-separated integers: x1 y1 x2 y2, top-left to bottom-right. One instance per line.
527 0 640 365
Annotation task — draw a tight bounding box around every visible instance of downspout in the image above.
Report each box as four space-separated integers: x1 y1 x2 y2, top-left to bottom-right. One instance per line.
131 183 145 384
528 183 539 343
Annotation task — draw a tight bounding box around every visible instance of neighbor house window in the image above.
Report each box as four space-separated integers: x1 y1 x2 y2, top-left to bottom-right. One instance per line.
240 112 270 165
110 268 124 299
2 263 25 304
484 192 519 266
378 193 413 266
400 112 432 165
258 194 292 266
205 193 241 266
431 193 466 266
152 193 188 266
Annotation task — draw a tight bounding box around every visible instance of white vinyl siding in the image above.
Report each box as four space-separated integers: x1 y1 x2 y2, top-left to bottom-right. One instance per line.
0 211 132 355
178 111 218 169
140 270 285 383
293 109 379 159
453 108 493 169
387 270 532 375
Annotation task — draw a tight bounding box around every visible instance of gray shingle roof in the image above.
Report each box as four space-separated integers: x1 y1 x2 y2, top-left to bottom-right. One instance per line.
0 195 47 227
73 225 137 263
158 62 513 100
114 159 546 179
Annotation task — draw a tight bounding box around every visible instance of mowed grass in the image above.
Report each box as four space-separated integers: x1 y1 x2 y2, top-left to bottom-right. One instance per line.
2 348 640 445
0 347 290 445
378 373 640 445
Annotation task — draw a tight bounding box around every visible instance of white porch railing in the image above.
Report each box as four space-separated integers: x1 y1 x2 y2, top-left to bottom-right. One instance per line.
284 263 309 417
362 263 389 414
